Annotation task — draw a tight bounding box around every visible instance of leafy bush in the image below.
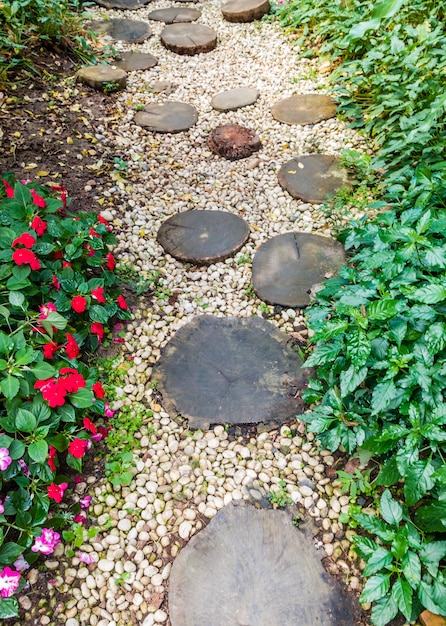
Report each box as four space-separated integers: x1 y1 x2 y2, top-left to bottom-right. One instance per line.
0 176 130 618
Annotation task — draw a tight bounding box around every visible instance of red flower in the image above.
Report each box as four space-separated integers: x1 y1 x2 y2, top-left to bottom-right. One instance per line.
52 251 63 260
47 482 67 503
89 228 100 238
50 185 67 209
48 446 57 472
43 342 59 359
83 417 97 435
12 233 36 249
52 275 61 291
71 296 87 313
116 295 128 310
30 189 46 208
92 381 105 399
91 286 105 303
30 215 47 236
34 378 67 407
2 180 14 198
74 514 86 524
12 248 40 270
62 261 72 269
68 439 88 459
39 302 56 320
59 368 86 393
83 244 95 257
65 334 80 360
91 322 104 342
106 253 116 271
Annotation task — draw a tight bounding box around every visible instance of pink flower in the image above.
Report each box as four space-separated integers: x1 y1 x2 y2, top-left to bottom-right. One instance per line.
39 302 56 320
0 567 20 598
104 402 115 419
11 232 36 248
79 495 92 509
30 189 46 208
74 514 87 524
18 459 30 477
71 295 87 313
12 248 40 270
77 551 96 564
30 215 47 236
0 500 4 515
47 482 68 503
52 275 61 291
31 528 60 555
13 555 29 572
0 448 12 471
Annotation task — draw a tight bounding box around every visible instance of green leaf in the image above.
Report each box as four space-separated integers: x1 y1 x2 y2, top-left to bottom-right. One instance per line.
370 595 398 626
370 0 407 19
363 547 393 576
404 461 436 507
29 362 56 380
28 440 48 464
0 332 13 355
371 380 397 416
340 365 367 397
304 341 343 368
401 551 421 590
424 322 446 355
377 457 401 487
41 311 67 331
351 535 379 559
14 347 36 366
353 513 395 542
367 299 399 320
69 388 93 408
15 408 37 432
346 328 371 368
419 541 446 564
89 305 109 324
0 542 23 565
418 581 444 616
414 500 446 533
0 375 20 400
347 18 380 41
410 283 446 304
8 290 25 307
0 597 19 619
360 573 390 603
380 489 403 526
8 439 25 460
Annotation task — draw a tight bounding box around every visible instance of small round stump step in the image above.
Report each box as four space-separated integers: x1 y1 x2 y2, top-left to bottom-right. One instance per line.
211 87 259 111
76 65 126 92
86 18 152 43
169 502 358 626
277 154 351 204
208 124 261 160
114 52 158 71
221 0 270 22
161 23 217 55
252 232 346 308
93 0 151 8
134 101 198 133
152 315 309 430
148 7 201 22
157 210 250 264
271 94 337 125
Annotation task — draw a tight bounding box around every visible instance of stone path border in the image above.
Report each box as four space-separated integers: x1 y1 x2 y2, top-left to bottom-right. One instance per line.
134 101 198 132
271 94 337 125
161 23 217 55
148 7 201 23
278 154 351 203
211 87 260 111
221 0 270 22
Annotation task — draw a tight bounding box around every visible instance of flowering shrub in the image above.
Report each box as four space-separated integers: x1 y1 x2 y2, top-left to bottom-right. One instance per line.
0 175 130 618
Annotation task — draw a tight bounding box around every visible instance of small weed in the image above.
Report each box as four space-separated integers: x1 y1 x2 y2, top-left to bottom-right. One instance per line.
103 80 120 94
267 480 292 508
113 156 128 171
133 103 145 111
258 302 270 316
237 253 252 265
244 283 255 297
115 572 131 586
62 523 99 557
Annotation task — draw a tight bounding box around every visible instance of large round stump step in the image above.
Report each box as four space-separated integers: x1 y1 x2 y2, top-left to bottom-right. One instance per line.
134 101 198 133
148 7 201 22
271 94 337 125
161 23 217 55
169 502 359 626
221 0 270 22
86 18 152 43
114 52 158 71
77 65 127 92
157 210 250 264
208 123 261 160
93 0 151 8
252 232 346 308
277 154 351 204
211 87 259 111
152 315 309 430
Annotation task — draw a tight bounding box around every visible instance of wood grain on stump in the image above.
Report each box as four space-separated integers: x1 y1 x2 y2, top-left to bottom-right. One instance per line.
152 315 309 430
277 154 351 203
93 0 151 8
208 123 261 160
161 23 217 55
252 232 346 308
211 87 259 111
157 210 250 264
221 0 270 22
134 101 198 133
86 18 152 43
271 94 337 125
148 7 201 22
114 51 158 71
76 65 127 92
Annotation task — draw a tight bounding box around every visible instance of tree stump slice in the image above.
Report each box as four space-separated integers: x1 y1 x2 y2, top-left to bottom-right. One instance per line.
114 52 158 71
152 315 309 430
161 23 217 55
134 101 198 133
252 232 346 308
211 87 259 111
157 210 250 264
76 65 127 92
148 7 201 22
93 0 151 8
86 19 152 43
208 124 261 160
271 94 337 125
277 154 351 203
169 501 359 626
221 0 270 22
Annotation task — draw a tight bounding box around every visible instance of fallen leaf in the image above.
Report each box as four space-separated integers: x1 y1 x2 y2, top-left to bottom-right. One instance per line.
36 170 49 177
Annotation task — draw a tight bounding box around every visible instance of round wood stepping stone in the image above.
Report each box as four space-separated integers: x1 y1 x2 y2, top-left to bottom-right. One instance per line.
169 501 358 626
211 87 259 111
77 65 126 92
157 210 250 264
252 232 345 308
114 52 158 72
86 19 152 44
208 124 261 160
161 23 217 55
148 7 201 22
93 0 151 8
221 0 270 22
152 315 309 430
278 154 351 204
134 101 198 133
271 94 337 125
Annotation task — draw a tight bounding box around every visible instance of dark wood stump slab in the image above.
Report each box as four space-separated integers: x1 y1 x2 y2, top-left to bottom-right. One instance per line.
157 210 250 264
277 154 351 204
152 315 309 430
94 0 151 8
208 123 261 160
77 65 127 92
148 7 201 22
252 232 346 308
161 23 217 55
114 52 158 71
211 87 259 111
86 18 152 43
134 101 198 133
169 501 358 626
271 94 337 125
221 0 270 22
